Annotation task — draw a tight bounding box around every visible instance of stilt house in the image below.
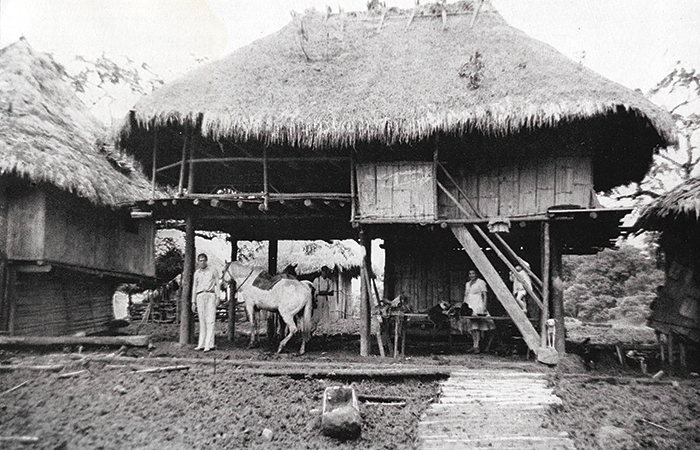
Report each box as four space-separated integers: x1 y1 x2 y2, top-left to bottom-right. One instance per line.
635 177 700 353
0 39 157 336
118 1 675 356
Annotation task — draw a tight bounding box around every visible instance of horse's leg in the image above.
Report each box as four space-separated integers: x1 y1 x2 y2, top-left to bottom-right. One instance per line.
247 302 257 348
277 313 298 354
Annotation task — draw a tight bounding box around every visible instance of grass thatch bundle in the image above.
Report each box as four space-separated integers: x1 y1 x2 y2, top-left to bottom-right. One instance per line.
243 240 362 276
0 38 158 207
125 0 675 150
635 177 700 230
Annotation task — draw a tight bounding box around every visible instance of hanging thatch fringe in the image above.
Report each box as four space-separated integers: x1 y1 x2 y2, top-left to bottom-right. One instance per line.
636 176 700 230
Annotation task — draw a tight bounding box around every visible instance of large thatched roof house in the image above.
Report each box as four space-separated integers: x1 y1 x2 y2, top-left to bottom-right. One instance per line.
118 1 675 356
0 39 158 336
635 177 700 349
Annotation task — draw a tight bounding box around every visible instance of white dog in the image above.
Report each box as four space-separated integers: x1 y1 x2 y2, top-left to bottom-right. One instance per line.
546 318 556 348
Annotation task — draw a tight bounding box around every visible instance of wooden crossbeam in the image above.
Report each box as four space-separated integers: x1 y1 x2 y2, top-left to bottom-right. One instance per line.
450 225 541 355
472 225 544 312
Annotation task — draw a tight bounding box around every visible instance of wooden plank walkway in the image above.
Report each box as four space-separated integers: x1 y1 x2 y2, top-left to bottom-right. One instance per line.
418 370 575 450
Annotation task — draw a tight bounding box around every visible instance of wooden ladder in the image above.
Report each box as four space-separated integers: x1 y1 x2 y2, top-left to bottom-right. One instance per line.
450 225 542 356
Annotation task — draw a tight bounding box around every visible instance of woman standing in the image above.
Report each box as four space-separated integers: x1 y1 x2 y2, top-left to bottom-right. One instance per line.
463 269 495 353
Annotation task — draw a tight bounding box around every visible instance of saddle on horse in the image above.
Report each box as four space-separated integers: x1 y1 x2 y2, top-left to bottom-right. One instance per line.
252 271 297 290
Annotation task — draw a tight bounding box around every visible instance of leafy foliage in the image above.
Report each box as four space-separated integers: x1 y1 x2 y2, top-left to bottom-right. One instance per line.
563 244 663 322
155 237 184 283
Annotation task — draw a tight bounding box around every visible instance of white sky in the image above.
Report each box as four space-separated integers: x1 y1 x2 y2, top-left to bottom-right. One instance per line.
1 0 699 123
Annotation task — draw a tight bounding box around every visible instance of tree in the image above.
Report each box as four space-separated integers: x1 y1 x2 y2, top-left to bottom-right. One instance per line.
562 244 663 322
155 237 184 283
610 66 700 205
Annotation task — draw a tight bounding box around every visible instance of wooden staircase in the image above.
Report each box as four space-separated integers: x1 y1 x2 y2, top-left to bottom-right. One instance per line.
450 225 542 356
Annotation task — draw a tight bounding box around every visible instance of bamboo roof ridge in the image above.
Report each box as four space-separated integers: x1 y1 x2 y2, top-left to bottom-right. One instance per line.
125 0 676 150
0 38 159 207
635 177 700 230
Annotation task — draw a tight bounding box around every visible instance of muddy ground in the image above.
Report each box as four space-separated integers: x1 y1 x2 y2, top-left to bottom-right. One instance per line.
2 321 699 449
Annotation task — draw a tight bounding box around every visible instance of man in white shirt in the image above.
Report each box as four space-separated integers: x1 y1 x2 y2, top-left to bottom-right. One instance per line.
192 253 220 352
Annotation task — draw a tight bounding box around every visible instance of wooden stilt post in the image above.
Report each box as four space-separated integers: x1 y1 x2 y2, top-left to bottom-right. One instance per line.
179 214 196 345
0 179 8 333
360 230 372 357
151 130 157 198
267 239 279 348
228 238 238 343
540 221 551 347
550 224 566 355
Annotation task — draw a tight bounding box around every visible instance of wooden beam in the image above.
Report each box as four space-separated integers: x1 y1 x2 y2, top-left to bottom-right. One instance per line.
179 214 195 345
359 230 371 357
0 335 150 346
262 146 269 211
472 225 544 312
177 132 188 197
449 225 541 355
0 178 9 333
437 161 483 218
550 225 566 355
151 129 157 198
541 221 551 347
156 156 351 173
228 238 238 343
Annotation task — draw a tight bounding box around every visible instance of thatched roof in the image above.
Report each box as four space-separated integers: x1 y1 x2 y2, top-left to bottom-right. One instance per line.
635 177 700 231
243 240 362 276
0 38 159 207
125 1 675 151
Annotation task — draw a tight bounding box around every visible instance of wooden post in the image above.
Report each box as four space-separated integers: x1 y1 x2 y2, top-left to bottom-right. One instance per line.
228 238 238 343
179 214 195 345
0 178 8 332
187 138 196 195
350 154 357 222
267 239 279 348
177 132 188 197
151 129 157 198
359 230 372 356
550 224 566 355
262 146 269 211
540 221 551 347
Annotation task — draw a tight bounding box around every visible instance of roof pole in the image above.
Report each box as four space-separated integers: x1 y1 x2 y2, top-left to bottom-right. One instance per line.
359 229 372 357
262 146 269 211
228 237 238 343
177 129 188 197
151 129 157 199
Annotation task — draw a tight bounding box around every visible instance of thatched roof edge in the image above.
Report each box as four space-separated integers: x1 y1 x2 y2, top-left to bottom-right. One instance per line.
635 177 700 230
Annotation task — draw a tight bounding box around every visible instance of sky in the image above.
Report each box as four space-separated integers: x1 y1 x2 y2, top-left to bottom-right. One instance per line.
2 0 699 98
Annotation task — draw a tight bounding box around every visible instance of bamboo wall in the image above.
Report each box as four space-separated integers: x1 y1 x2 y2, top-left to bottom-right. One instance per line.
357 162 437 221
6 185 155 277
10 268 115 336
312 271 355 325
439 156 596 219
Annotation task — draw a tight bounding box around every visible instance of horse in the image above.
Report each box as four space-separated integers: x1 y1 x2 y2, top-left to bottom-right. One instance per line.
220 261 314 354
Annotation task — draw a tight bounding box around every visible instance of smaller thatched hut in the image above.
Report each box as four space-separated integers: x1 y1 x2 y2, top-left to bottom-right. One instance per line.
635 177 700 348
0 39 159 336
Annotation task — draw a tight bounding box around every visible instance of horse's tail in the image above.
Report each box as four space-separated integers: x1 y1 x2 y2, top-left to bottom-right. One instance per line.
301 280 314 342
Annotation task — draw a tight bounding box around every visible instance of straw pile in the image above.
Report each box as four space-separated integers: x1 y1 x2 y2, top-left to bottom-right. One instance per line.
126 1 675 150
0 38 156 207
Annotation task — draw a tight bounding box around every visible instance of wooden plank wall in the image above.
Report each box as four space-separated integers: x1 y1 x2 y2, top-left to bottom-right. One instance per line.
439 156 594 219
11 269 114 336
357 162 436 221
42 189 155 277
6 186 156 277
313 272 355 326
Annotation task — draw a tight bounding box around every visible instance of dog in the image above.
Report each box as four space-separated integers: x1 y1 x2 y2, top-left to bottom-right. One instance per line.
546 318 556 348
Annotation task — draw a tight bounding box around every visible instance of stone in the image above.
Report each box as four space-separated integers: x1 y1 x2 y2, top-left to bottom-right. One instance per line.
321 386 361 440
261 428 273 441
537 347 560 366
596 425 638 450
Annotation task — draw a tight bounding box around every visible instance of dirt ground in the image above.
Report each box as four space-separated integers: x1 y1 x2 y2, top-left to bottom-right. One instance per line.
1 321 699 449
